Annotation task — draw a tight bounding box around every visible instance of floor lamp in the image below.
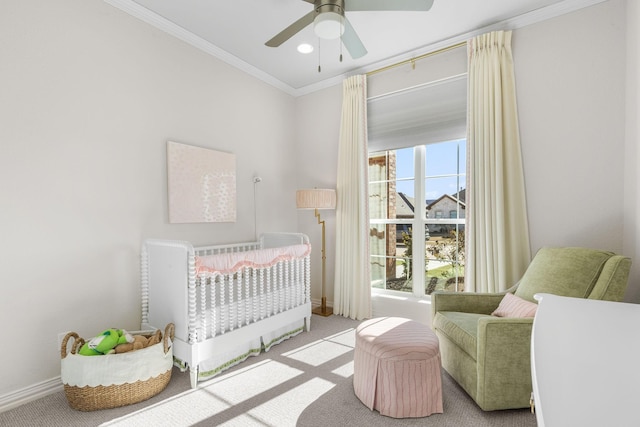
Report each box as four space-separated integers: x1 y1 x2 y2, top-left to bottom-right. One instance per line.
296 188 336 316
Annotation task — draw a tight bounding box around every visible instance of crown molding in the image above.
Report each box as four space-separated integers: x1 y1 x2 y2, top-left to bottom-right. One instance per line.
295 0 607 96
104 0 606 98
103 0 298 96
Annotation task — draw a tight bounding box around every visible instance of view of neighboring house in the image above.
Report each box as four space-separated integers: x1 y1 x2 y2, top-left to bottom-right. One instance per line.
426 190 466 236
395 192 416 241
396 190 466 241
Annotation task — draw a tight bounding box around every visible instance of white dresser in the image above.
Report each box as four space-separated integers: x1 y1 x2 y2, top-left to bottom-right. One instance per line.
531 293 640 427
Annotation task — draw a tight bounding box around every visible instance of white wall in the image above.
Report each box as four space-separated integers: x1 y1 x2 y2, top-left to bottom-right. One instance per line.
514 0 626 256
625 0 640 302
294 85 342 307
515 0 639 300
0 0 297 398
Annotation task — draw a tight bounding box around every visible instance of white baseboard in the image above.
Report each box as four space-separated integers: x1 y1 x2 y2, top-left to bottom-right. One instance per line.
0 377 62 414
371 292 432 327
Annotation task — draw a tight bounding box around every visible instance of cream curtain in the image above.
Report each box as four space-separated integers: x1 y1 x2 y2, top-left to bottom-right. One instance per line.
333 75 371 320
466 31 531 293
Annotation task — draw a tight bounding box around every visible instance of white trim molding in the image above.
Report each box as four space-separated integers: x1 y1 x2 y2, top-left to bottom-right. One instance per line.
0 377 62 414
103 0 297 96
104 0 606 97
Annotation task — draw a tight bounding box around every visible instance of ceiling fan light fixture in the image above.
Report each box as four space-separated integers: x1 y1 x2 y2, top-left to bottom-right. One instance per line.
313 11 344 40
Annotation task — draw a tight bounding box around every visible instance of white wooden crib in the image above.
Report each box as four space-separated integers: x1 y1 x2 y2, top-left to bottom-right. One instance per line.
141 232 312 388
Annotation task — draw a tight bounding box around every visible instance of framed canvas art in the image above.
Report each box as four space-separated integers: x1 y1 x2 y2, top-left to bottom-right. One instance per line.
167 141 236 223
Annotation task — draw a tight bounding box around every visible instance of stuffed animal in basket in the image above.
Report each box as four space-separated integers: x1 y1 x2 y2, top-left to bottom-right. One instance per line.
114 330 162 354
113 334 147 353
79 329 134 356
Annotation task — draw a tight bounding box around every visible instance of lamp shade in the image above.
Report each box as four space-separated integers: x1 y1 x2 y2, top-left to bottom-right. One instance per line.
296 189 336 210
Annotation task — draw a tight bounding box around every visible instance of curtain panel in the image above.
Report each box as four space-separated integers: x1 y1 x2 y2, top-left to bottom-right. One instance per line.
466 30 531 293
334 75 372 320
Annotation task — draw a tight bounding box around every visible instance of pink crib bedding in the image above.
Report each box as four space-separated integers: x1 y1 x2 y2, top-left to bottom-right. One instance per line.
195 244 312 275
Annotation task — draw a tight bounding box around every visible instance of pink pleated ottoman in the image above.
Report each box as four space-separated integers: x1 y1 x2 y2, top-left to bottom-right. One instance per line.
353 317 443 418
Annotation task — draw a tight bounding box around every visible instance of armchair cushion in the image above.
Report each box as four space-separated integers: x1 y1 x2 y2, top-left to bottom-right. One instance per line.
514 247 614 302
491 292 537 318
433 312 488 360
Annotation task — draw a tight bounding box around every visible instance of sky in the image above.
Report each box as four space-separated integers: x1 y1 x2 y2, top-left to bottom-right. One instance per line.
395 138 466 200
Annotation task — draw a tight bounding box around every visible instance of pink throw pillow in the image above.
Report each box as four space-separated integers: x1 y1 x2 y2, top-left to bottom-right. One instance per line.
491 292 538 318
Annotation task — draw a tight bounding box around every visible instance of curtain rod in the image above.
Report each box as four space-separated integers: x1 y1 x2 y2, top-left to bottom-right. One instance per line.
366 41 467 77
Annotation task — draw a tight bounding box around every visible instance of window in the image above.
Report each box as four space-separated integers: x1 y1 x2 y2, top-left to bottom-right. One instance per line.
369 139 466 296
367 72 467 297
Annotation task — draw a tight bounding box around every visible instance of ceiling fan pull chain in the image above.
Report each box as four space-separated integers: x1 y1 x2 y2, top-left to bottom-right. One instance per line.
318 39 322 72
339 14 343 62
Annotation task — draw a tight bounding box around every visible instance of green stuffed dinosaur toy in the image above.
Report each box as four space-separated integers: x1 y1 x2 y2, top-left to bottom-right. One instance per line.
79 329 133 356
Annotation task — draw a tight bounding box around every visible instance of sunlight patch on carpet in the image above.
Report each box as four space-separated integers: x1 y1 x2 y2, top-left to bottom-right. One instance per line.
101 386 230 426
201 359 303 404
101 360 303 427
283 340 352 367
218 377 335 427
282 329 355 367
324 328 356 347
331 360 354 378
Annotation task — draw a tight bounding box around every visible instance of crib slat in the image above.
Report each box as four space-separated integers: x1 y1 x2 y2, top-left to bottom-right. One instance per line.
308 255 311 303
259 269 265 320
249 271 253 324
235 269 241 330
188 254 198 344
241 268 247 328
238 271 242 327
140 245 149 326
228 273 234 332
276 263 281 314
267 266 273 318
221 274 227 334
211 276 217 337
295 257 300 307
285 259 290 310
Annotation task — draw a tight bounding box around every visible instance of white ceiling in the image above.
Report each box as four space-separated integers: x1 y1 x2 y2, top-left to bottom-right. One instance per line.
105 0 604 96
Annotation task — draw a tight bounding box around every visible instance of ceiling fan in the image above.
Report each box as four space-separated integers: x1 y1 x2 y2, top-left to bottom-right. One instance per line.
265 0 435 60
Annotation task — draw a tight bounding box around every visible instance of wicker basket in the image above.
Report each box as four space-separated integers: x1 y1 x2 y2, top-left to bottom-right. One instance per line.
60 323 175 411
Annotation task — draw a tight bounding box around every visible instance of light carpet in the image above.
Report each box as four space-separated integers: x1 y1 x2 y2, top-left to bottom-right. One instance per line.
0 314 537 426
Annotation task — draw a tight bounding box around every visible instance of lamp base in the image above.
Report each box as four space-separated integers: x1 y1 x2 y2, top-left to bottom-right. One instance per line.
312 297 333 317
312 305 333 317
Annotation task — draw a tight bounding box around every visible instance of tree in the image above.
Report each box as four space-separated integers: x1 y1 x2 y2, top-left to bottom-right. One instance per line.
400 227 429 280
426 230 465 290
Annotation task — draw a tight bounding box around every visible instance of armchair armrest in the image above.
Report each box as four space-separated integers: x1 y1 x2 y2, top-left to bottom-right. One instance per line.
477 316 534 356
476 316 535 410
431 283 521 320
431 291 506 319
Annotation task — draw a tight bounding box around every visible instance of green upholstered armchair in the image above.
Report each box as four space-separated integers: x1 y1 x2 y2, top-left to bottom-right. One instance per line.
431 247 631 411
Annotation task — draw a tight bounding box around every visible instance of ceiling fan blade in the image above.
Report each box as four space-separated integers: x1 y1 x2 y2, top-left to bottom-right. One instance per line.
345 0 434 12
342 18 367 59
265 11 315 47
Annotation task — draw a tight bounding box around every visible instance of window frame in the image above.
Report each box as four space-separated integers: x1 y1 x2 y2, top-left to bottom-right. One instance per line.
369 142 466 298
